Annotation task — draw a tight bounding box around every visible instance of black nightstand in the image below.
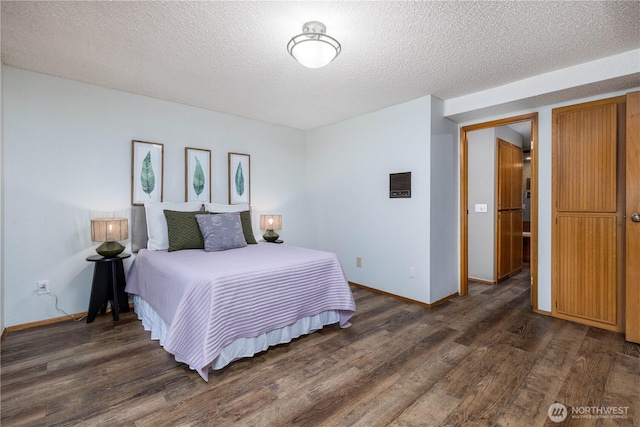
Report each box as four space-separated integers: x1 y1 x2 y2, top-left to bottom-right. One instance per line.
86 253 131 323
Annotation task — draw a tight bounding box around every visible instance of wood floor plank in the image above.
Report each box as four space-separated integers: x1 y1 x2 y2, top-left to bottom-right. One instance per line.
391 386 461 427
501 309 564 354
276 326 460 426
553 327 640 426
440 344 536 426
600 352 640 426
329 340 469 427
555 334 623 427
494 320 589 427
452 291 530 347
3 274 639 426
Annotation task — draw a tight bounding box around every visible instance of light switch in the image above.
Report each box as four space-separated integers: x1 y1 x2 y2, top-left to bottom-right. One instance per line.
475 204 488 213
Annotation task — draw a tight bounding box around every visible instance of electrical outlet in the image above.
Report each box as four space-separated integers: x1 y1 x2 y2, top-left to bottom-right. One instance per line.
409 267 416 278
356 257 362 268
37 280 49 295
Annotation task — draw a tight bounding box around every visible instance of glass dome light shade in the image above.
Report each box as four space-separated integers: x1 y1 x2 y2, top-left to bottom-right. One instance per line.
287 21 341 69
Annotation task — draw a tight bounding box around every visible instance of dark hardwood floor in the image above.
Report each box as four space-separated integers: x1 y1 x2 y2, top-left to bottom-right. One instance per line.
2 269 639 426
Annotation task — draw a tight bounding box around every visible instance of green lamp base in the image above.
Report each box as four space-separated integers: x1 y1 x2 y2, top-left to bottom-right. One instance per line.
96 241 125 258
263 229 279 243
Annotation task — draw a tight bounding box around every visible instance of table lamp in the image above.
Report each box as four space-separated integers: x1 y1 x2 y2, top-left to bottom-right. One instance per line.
91 217 128 257
260 214 282 243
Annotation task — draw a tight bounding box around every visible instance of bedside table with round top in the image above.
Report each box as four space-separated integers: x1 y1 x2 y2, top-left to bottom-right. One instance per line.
85 253 131 323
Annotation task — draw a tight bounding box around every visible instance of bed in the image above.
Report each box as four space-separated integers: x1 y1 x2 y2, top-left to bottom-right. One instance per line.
125 203 355 381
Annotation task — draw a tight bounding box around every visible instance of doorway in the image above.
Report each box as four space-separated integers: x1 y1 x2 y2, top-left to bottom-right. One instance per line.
460 113 539 311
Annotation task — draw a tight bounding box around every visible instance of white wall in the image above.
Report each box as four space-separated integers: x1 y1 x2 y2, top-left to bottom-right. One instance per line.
467 128 496 281
2 66 306 327
429 97 459 301
306 96 458 304
495 126 523 149
307 97 431 302
0 44 4 333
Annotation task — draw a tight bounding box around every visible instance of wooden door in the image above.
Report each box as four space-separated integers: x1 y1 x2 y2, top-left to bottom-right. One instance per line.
511 210 523 275
510 147 523 275
497 211 511 281
626 91 640 343
498 140 512 209
512 150 523 209
496 139 523 281
552 96 625 332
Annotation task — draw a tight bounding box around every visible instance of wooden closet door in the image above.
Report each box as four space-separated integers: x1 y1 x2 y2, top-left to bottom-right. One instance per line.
511 210 523 275
552 96 624 332
510 146 523 274
511 148 523 210
626 91 640 343
498 140 512 209
497 211 512 281
496 140 523 281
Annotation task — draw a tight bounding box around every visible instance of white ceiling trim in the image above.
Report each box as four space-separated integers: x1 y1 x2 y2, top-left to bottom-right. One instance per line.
444 49 640 122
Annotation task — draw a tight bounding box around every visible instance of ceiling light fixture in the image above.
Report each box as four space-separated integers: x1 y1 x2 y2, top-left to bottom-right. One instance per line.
287 21 341 69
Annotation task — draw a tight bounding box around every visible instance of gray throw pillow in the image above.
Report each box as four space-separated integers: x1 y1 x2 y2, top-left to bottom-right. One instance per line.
209 210 257 244
196 212 248 251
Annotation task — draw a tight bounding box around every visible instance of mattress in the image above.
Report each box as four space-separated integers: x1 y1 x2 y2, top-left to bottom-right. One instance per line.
133 295 341 371
125 243 355 380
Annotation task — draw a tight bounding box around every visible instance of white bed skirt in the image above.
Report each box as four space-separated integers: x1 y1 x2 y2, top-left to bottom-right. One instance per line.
133 295 340 372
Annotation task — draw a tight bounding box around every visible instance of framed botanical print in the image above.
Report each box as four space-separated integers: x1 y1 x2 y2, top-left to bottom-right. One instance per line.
131 140 164 205
185 147 211 202
228 152 250 204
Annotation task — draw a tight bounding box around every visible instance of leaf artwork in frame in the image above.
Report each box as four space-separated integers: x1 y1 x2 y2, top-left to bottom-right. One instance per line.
132 140 164 205
185 147 211 203
235 162 245 196
228 152 250 204
141 151 156 198
193 157 205 197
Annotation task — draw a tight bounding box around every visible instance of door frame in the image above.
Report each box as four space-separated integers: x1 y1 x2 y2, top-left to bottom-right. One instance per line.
460 113 539 311
625 90 640 343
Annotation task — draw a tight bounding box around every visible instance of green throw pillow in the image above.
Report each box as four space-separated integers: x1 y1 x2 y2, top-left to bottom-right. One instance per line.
163 210 206 252
239 210 258 244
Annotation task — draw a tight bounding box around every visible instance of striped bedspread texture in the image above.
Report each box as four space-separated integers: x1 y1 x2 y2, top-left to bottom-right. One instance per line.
125 243 356 380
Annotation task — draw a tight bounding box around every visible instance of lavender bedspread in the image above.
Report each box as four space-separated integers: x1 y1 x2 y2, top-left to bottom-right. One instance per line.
125 244 355 380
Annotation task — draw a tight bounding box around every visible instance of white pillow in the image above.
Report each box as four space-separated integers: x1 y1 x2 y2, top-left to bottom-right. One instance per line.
204 203 249 213
144 202 203 250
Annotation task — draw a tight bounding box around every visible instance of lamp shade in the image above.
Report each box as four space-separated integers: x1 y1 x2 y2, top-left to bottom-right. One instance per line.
260 215 282 231
289 39 340 68
91 218 128 242
91 217 128 257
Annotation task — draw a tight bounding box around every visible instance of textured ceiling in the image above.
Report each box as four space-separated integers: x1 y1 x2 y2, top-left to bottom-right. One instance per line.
2 1 639 130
